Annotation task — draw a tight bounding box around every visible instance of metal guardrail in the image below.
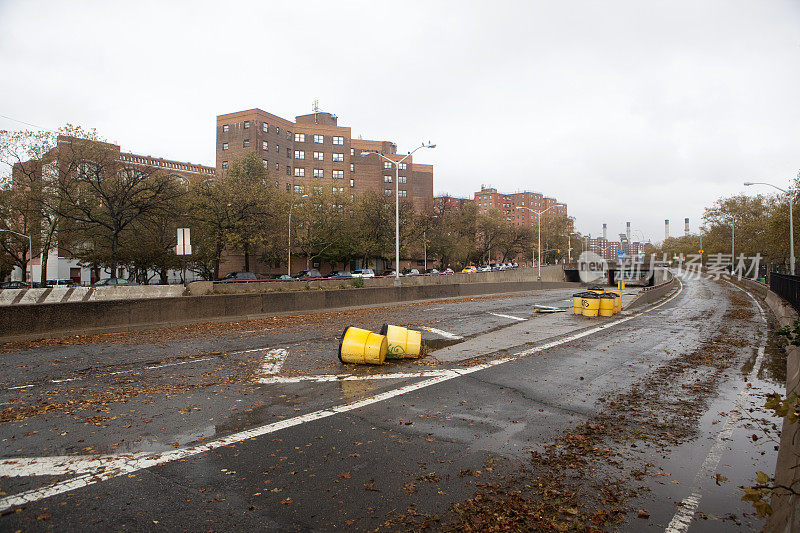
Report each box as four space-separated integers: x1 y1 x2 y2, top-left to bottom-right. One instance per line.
770 272 800 313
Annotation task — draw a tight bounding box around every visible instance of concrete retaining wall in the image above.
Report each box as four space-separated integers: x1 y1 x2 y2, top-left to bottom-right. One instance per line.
625 272 677 309
0 279 579 342
0 285 185 307
763 291 800 533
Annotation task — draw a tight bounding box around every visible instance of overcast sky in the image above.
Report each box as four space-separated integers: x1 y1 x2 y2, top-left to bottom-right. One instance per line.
1 0 799 243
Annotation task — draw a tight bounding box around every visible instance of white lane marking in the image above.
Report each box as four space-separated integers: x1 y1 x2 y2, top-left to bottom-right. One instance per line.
144 357 213 370
420 326 463 340
258 348 288 376
0 284 685 511
7 385 33 390
229 346 275 355
664 282 767 533
108 370 133 376
50 377 80 384
257 370 451 384
488 312 526 321
0 455 129 477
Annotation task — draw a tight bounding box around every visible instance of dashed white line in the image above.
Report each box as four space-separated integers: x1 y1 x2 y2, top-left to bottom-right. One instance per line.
664 282 767 533
257 370 451 384
420 326 463 340
487 312 526 321
144 357 213 370
258 348 288 376
50 377 80 384
7 384 33 390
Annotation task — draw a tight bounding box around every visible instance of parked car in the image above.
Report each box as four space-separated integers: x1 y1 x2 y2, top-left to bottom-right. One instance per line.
477 265 491 272
93 278 137 287
220 272 258 282
325 270 353 279
422 268 440 275
276 274 293 280
442 268 454 274
461 266 477 274
351 269 375 278
45 279 77 287
511 262 519 268
401 268 420 276
293 269 323 279
0 280 29 289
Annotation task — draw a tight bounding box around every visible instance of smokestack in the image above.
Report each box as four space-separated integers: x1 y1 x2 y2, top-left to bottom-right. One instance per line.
626 222 631 243
602 223 607 240
684 218 689 237
665 219 670 240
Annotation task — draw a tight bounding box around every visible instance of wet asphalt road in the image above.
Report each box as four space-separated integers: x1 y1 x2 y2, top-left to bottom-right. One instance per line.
0 277 784 531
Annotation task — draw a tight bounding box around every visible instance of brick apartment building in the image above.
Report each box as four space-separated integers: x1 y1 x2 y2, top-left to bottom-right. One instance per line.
215 109 434 211
434 186 568 226
11 136 215 285
585 236 645 262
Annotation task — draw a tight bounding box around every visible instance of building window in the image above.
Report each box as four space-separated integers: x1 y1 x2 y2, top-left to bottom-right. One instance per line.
313 152 324 161
399 162 407 170
332 170 344 179
286 166 291 175
262 122 268 132
222 124 229 132
222 142 229 151
295 133 305 142
350 148 354 156
294 185 304 193
286 147 291 157
333 187 344 194
350 179 354 187
286 131 292 140
383 161 392 169
276 126 280 135
263 159 269 168
262 141 268 151
294 150 305 160
222 161 228 168
294 167 305 177
399 190 407 197
384 189 392 196
243 139 250 147
332 136 344 145
332 153 344 162
350 163 354 172
314 134 324 143
383 175 392 183
314 186 323 195
276 162 280 170
399 176 407 184
244 121 250 129
313 168 324 178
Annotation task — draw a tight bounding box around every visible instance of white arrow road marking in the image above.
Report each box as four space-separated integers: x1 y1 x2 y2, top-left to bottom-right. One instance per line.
487 312 526 321
420 326 463 340
258 348 288 376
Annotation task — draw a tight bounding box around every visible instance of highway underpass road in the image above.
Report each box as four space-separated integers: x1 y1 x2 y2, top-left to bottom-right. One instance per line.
0 277 786 531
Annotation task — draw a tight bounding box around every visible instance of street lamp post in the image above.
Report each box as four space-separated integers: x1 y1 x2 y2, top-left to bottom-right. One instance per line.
361 142 435 286
287 193 309 277
0 229 33 282
745 180 795 275
516 205 557 281
568 232 577 263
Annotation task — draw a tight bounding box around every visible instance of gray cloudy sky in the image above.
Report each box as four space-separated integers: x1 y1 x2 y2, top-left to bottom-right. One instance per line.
1 0 799 243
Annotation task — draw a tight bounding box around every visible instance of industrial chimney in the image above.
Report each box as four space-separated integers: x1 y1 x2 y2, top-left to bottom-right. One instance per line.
602 223 607 240
684 218 690 237
626 222 631 243
665 219 670 240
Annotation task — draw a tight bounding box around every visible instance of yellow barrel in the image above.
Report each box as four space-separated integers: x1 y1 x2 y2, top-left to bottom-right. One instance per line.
380 324 422 359
339 327 387 365
599 294 615 317
588 286 605 295
581 293 600 317
609 290 622 313
572 293 584 315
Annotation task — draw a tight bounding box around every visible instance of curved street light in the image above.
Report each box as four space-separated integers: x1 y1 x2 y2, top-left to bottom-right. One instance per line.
361 142 436 286
744 180 795 275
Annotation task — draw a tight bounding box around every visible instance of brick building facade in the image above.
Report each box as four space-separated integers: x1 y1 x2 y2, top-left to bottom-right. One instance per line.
216 109 434 211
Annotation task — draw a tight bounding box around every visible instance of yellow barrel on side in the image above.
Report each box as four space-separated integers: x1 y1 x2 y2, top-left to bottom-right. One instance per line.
339 326 387 365
599 294 615 317
581 293 600 317
381 324 422 359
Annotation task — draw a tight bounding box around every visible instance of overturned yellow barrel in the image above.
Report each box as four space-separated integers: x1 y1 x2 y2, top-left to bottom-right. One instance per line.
381 324 422 358
599 294 616 317
581 293 600 317
339 327 387 365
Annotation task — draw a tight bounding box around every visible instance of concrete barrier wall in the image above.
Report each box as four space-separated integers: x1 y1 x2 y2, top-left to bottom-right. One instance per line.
0 285 185 307
763 291 800 532
206 265 566 295
626 272 677 309
0 279 579 342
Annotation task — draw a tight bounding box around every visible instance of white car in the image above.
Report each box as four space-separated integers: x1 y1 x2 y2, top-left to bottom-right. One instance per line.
351 269 375 278
478 265 491 272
